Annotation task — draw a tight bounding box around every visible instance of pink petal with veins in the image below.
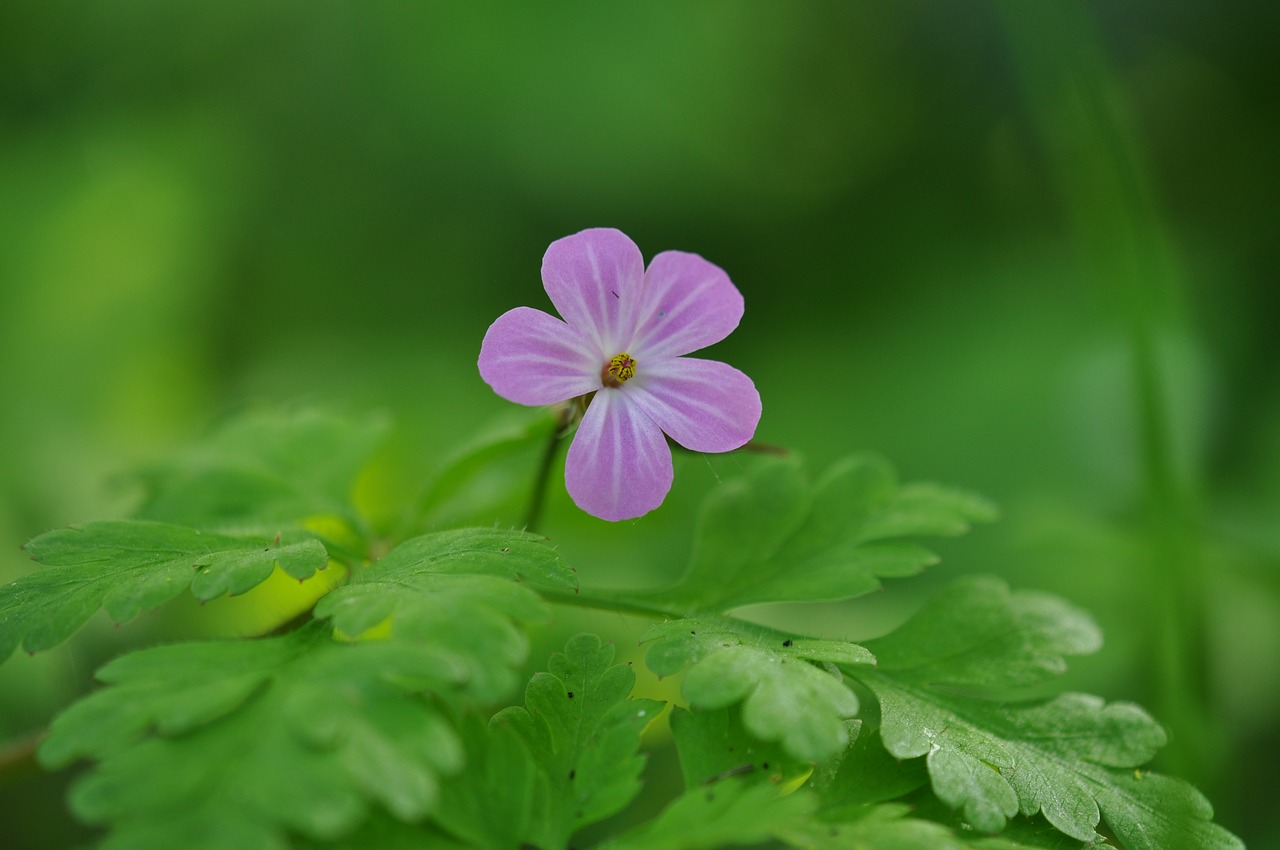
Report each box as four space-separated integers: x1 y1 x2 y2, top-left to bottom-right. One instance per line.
565 389 673 521
478 307 601 406
627 357 760 453
541 228 645 355
631 250 744 360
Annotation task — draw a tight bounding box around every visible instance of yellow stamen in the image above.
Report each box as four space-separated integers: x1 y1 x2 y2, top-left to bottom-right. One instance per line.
602 353 637 388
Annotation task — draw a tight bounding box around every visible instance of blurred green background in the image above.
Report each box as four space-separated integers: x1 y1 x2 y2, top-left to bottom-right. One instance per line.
2 2 1277 847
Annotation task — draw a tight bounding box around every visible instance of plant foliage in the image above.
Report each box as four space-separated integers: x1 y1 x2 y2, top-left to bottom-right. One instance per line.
0 410 1243 850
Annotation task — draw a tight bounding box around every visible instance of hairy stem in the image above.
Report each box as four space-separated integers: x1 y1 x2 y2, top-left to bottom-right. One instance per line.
523 408 572 533
540 587 680 621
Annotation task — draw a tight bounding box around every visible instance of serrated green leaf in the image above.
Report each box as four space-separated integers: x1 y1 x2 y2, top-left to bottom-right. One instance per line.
780 803 968 850
670 704 811 791
865 575 1102 690
667 455 996 610
1 520 327 660
131 408 386 534
808 721 929 811
905 794 1120 849
781 802 1105 850
856 577 1243 850
493 634 663 850
315 528 576 702
646 617 871 763
1094 770 1243 850
595 779 816 850
39 623 467 850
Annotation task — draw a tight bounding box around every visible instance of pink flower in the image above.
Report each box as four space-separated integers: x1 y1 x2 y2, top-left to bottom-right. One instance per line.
479 228 762 521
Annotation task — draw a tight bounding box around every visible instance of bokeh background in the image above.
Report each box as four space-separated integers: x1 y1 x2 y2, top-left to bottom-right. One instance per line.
2 2 1277 847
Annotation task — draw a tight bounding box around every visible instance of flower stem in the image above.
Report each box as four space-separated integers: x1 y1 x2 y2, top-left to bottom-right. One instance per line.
539 588 679 620
523 407 572 532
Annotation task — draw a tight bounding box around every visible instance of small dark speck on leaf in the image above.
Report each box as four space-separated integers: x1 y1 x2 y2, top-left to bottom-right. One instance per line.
690 630 697 635
762 762 769 769
782 639 793 647
567 691 575 699
569 770 576 780
500 547 510 553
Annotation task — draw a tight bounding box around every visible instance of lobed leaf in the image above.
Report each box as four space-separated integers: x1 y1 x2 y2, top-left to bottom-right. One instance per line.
1 520 327 660
670 704 811 791
39 623 467 850
779 802 1110 850
864 575 1102 691
594 779 816 850
665 455 996 611
807 721 929 811
131 408 386 534
646 616 871 763
433 713 540 850
779 803 975 850
492 633 663 850
314 528 577 702
856 576 1244 849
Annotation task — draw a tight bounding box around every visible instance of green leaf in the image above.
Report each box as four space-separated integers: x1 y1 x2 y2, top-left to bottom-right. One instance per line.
131 408 387 534
670 704 811 791
780 802 1105 850
778 803 970 850
594 779 816 850
1088 770 1243 850
903 794 1120 849
295 811 472 850
315 528 576 702
865 575 1102 690
493 634 663 850
856 577 1243 850
666 455 996 610
1 520 327 660
39 623 467 850
645 616 871 763
808 721 929 811
433 713 540 850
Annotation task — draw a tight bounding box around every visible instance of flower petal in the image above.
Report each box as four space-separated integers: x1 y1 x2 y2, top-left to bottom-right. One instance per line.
626 357 761 453
631 250 744 360
478 307 601 406
541 228 645 355
565 390 673 521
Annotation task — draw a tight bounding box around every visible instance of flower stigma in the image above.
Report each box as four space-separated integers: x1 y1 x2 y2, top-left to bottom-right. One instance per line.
602 353 637 388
